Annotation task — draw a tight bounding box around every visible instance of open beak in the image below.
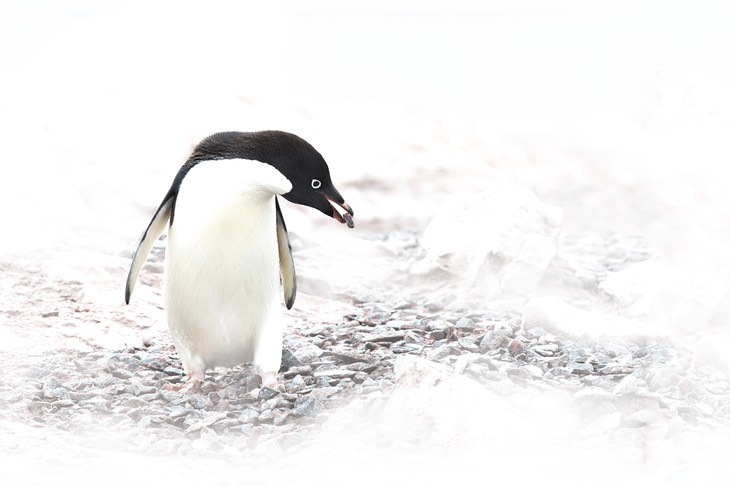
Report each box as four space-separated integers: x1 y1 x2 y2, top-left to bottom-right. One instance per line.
325 196 355 228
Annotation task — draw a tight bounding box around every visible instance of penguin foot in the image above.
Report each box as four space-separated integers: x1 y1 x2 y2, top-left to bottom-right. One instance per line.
163 371 204 393
260 371 278 388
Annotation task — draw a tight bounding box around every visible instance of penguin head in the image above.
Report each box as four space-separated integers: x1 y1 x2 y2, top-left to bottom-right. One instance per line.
191 130 354 227
277 148 354 227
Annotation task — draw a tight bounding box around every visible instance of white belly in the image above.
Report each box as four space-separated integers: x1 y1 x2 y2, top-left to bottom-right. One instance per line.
164 159 292 377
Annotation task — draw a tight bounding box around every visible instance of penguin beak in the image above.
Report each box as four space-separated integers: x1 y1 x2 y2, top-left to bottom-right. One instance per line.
325 196 355 228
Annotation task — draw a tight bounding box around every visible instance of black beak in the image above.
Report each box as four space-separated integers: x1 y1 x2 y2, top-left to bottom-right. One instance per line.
325 196 355 228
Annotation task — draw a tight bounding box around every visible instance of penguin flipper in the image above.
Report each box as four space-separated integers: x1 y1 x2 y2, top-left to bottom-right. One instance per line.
125 196 174 304
275 197 297 310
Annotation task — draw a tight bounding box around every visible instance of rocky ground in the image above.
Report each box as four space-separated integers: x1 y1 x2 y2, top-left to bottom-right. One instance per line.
2 218 730 484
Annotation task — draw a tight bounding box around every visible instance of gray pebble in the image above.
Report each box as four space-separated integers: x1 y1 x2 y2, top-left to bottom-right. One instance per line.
313 369 357 380
261 397 292 411
258 409 275 422
285 375 307 394
492 321 514 336
360 331 406 344
308 387 341 398
280 348 303 370
330 349 369 364
390 342 423 354
238 408 260 424
567 363 594 375
257 387 279 401
526 326 547 339
294 344 324 364
130 382 157 397
361 377 378 387
455 317 475 330
163 367 185 377
282 365 313 379
458 336 480 353
139 357 165 371
293 396 321 417
523 365 544 378
427 346 453 361
168 406 190 419
386 319 416 330
112 369 134 380
479 332 510 353
532 344 560 357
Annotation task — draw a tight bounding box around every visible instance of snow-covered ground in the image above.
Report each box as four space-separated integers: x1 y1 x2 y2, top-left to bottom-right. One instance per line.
2 1 730 484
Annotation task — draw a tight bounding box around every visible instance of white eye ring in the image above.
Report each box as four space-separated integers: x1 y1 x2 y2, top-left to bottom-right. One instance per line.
311 179 322 189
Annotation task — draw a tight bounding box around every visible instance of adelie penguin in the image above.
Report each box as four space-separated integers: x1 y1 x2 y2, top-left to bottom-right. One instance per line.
125 131 354 388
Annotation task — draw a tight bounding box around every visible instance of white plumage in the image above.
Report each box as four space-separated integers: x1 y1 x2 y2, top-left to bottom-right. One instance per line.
164 159 291 383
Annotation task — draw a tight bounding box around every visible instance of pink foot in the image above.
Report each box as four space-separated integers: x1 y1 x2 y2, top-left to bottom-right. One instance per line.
163 371 204 393
260 371 278 388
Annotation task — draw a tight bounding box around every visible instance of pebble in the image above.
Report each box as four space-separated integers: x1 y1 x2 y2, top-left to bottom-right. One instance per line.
360 331 406 343
479 332 510 353
507 338 525 357
455 317 475 330
238 408 260 424
293 397 321 417
294 344 324 364
567 363 594 375
313 369 358 380
526 326 547 339
280 348 304 370
185 411 228 434
282 366 313 379
427 346 453 361
533 344 559 357
163 367 185 377
330 350 369 364
386 320 414 330
257 409 275 422
523 365 544 379
257 387 279 401
492 321 514 336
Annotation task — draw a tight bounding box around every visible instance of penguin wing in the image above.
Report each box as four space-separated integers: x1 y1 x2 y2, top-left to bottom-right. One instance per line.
125 195 174 304
276 197 297 310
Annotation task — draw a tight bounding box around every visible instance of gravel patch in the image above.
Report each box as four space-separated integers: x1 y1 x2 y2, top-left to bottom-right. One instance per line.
4 278 730 461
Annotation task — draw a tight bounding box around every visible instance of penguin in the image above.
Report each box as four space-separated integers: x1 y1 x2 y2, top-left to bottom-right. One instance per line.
125 130 354 387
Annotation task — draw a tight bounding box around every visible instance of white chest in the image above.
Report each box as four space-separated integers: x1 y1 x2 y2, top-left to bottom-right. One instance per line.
162 159 292 369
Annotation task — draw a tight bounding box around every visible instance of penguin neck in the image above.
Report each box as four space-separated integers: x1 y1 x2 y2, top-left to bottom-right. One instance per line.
172 158 291 237
182 158 292 201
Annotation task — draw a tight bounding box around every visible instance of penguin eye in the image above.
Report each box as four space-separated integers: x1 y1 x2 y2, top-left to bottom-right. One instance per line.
311 179 322 189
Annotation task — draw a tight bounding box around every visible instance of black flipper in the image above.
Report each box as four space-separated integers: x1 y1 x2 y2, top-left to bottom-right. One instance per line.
124 195 174 304
276 197 297 309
